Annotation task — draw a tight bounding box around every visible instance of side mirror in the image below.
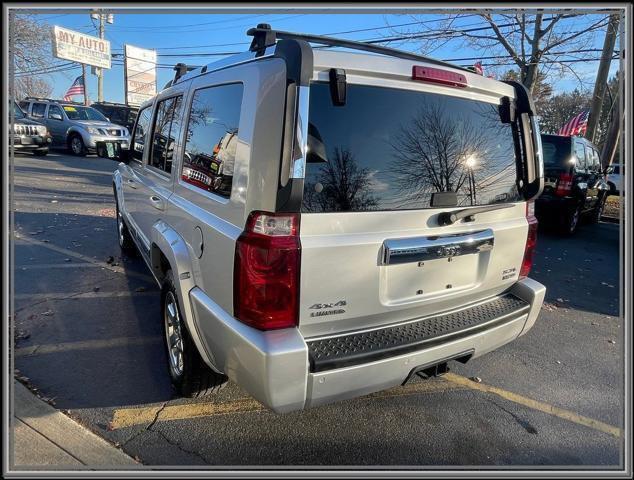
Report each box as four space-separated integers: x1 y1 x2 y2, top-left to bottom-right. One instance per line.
96 141 129 163
50 113 63 121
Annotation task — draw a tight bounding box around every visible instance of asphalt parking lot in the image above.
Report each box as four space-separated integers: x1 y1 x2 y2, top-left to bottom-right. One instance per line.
12 150 624 467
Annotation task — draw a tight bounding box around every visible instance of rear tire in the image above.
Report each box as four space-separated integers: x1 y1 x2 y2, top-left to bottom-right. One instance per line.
115 199 136 255
560 204 581 235
68 134 87 156
162 269 227 398
590 194 606 224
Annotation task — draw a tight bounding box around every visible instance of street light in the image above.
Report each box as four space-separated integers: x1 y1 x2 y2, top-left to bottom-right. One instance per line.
464 154 478 205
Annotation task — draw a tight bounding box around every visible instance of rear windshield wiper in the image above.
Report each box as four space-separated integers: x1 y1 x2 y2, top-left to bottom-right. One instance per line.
437 204 515 226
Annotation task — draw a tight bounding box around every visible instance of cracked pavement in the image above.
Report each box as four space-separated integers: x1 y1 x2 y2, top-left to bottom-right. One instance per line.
11 150 624 467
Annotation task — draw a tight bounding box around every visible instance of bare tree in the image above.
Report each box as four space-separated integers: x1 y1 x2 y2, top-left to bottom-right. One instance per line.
500 69 553 113
15 76 53 99
303 148 378 212
9 13 68 98
389 102 515 207
388 11 612 94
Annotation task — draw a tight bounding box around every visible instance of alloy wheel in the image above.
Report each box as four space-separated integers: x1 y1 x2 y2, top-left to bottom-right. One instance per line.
164 291 184 378
71 137 83 154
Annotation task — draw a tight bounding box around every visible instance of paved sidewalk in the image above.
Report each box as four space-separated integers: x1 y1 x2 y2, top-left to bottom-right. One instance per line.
12 380 139 470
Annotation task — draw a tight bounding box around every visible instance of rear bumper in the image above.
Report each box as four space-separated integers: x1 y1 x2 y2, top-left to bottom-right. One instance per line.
190 278 545 413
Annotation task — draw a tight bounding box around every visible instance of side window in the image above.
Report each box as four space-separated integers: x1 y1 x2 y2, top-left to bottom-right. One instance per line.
592 149 601 172
181 83 243 198
48 105 63 119
18 101 30 112
31 103 47 118
110 109 125 126
574 142 586 172
584 145 594 172
149 96 184 174
131 106 152 163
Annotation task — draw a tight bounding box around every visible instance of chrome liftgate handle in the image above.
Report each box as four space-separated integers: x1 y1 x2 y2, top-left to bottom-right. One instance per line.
381 229 494 265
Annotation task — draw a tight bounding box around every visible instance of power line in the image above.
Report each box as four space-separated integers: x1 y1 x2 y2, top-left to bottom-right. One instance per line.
109 15 489 52
104 13 265 31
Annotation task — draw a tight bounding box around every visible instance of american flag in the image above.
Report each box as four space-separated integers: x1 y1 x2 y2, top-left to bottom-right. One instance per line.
557 110 589 136
473 61 484 75
63 76 85 101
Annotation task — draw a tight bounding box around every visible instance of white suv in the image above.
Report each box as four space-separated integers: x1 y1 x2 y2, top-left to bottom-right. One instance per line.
97 25 546 413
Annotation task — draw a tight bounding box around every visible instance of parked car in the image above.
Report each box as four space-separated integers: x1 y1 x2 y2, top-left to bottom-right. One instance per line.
90 101 138 132
605 163 623 196
536 134 610 234
10 101 52 156
95 25 546 413
19 97 130 156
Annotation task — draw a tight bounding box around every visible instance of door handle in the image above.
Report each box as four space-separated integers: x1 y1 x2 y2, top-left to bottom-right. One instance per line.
381 229 494 265
126 179 138 189
150 195 165 211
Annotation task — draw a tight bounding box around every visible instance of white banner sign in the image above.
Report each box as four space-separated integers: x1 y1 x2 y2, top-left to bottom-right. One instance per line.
52 26 111 69
125 44 157 106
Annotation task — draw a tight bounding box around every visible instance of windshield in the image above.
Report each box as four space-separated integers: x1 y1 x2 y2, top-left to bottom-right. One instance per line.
541 135 572 169
14 102 26 119
62 105 108 121
303 82 520 212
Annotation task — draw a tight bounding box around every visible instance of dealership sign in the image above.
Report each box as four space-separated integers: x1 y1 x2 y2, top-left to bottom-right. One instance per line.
52 26 111 69
124 44 157 106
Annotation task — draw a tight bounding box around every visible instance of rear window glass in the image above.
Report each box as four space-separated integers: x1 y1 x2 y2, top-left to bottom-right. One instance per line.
541 135 572 169
302 83 520 212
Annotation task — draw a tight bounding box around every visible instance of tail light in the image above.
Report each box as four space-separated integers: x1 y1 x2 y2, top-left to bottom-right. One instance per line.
519 201 538 279
555 172 573 197
234 211 301 330
412 66 468 88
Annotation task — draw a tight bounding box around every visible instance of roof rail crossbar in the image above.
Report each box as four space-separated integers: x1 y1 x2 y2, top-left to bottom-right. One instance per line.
246 25 473 73
172 62 197 85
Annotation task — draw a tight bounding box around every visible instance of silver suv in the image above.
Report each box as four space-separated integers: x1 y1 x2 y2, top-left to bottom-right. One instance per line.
97 25 546 413
19 97 130 156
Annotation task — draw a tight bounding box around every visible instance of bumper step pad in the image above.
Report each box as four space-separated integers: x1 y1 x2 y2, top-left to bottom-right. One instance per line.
307 294 529 372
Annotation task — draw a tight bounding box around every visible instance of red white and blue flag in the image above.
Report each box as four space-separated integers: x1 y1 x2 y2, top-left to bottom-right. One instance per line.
473 61 483 75
557 110 589 136
63 76 85 101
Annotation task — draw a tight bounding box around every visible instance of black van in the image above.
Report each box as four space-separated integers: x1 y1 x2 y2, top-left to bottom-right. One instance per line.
535 134 609 234
90 102 138 132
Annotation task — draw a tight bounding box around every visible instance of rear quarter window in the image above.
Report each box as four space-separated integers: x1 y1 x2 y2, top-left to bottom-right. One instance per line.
303 82 520 212
181 83 243 198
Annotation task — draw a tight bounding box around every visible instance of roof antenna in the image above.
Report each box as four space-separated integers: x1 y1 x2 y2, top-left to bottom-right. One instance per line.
247 23 277 55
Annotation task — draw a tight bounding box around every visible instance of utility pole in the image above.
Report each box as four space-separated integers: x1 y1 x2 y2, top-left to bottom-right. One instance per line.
585 13 620 144
91 9 113 102
98 12 105 102
601 88 622 169
81 64 89 106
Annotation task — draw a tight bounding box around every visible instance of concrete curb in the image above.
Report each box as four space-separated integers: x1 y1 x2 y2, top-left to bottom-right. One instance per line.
12 381 140 470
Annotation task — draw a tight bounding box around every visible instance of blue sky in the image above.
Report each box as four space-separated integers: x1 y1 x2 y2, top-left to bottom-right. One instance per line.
27 9 620 103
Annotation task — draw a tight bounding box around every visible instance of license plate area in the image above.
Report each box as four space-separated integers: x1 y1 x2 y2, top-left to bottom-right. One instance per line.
380 229 494 305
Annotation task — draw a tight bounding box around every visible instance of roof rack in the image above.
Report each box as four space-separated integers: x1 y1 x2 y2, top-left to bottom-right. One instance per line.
24 97 84 105
246 24 473 74
166 62 198 88
91 101 135 107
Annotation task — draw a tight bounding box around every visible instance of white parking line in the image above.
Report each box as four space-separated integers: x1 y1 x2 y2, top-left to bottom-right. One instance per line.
15 236 155 283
